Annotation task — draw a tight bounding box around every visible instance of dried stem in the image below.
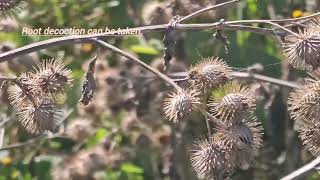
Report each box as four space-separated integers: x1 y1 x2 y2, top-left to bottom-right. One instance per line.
281 157 320 180
169 71 302 89
0 133 66 151
270 12 320 23
0 11 318 61
0 76 16 82
226 20 300 37
231 72 302 89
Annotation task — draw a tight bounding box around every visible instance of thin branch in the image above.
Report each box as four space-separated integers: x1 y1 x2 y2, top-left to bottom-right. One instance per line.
0 76 16 81
281 157 320 180
168 71 302 89
215 24 277 36
0 133 66 151
0 25 168 62
178 0 240 23
224 20 300 37
0 12 319 61
271 12 320 23
92 39 182 91
231 71 302 89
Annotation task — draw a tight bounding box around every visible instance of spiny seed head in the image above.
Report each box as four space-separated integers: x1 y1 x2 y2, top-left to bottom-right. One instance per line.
283 28 320 71
299 123 320 157
214 116 263 167
219 116 263 151
163 89 200 123
0 0 22 12
188 57 232 91
208 82 256 122
17 99 61 135
288 80 320 124
190 137 233 179
33 59 72 94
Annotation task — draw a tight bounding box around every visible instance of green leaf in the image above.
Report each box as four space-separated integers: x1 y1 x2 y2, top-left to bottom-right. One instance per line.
121 163 144 174
86 128 109 147
130 45 159 55
49 141 62 149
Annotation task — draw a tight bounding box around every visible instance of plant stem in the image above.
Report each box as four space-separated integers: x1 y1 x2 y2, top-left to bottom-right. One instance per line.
1 12 319 61
231 72 302 89
281 157 320 180
168 71 302 89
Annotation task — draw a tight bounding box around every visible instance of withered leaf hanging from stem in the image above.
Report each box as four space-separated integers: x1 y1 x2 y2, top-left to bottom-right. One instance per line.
80 56 97 105
213 29 230 53
162 16 180 70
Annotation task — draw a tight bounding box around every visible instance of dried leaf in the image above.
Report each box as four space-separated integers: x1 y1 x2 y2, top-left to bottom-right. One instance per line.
80 56 97 105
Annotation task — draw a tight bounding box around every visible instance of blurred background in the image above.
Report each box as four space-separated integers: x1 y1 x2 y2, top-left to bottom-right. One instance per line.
0 0 319 179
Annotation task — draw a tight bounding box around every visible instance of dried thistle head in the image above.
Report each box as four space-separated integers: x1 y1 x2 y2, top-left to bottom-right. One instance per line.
188 57 231 91
163 89 200 123
214 117 263 151
288 80 320 124
298 123 320 157
214 116 263 168
208 82 256 122
190 137 233 179
283 28 320 71
17 98 61 135
33 59 72 94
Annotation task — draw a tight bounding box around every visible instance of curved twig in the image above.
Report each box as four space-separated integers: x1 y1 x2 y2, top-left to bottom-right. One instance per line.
0 12 319 61
281 157 320 180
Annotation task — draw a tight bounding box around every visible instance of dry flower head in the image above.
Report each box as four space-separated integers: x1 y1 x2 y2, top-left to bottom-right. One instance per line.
189 57 232 91
163 89 201 123
208 82 256 122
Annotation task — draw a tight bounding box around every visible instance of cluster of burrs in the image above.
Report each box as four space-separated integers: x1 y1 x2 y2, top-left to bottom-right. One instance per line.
284 17 320 157
163 57 263 179
288 73 320 157
282 17 320 72
7 59 72 135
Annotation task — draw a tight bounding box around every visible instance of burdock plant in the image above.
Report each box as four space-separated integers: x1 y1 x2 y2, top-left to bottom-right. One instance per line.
7 59 72 134
288 73 320 156
283 26 320 71
162 56 263 179
163 88 201 123
188 57 232 92
208 82 256 123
